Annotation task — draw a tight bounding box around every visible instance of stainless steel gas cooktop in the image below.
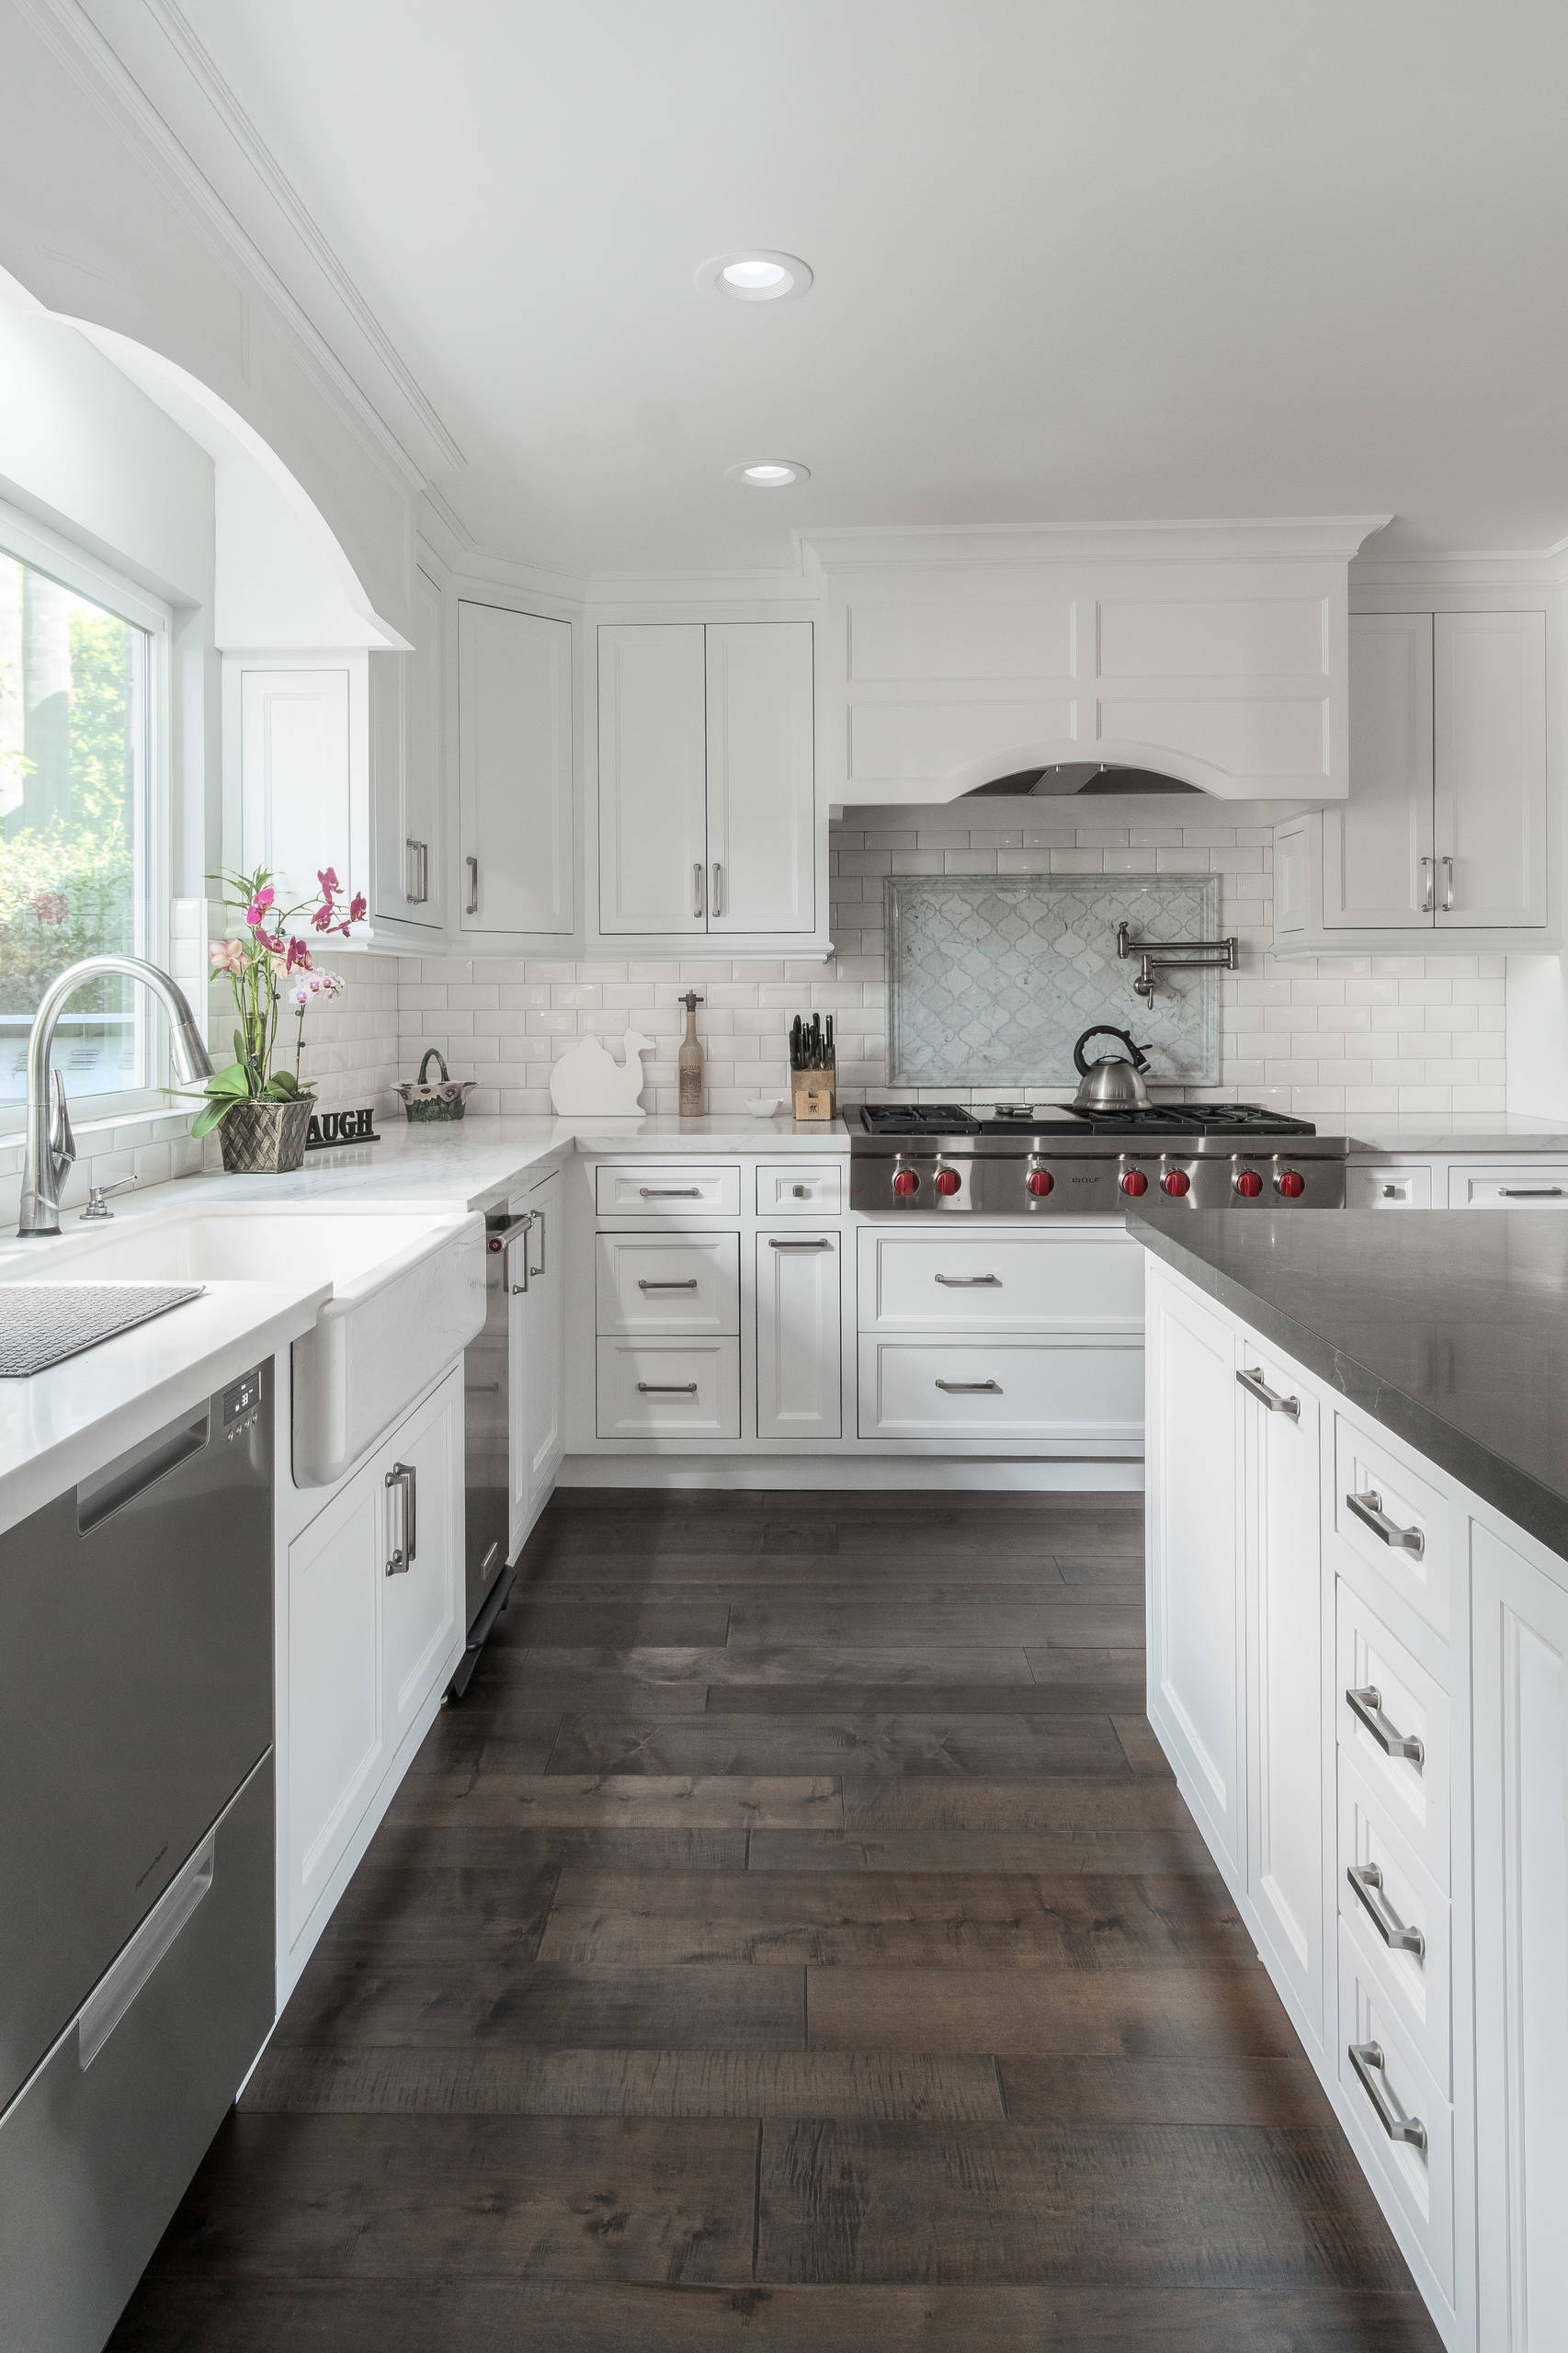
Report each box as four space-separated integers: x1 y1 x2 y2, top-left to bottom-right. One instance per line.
848 1102 1348 1212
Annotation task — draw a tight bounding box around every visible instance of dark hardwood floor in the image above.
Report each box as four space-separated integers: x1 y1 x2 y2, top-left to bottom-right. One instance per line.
108 1489 1443 2350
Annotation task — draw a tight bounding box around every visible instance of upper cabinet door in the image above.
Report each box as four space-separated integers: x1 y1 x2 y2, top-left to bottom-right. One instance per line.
1434 609 1548 928
237 663 356 910
1324 615 1434 929
459 601 574 937
597 623 708 935
705 622 815 935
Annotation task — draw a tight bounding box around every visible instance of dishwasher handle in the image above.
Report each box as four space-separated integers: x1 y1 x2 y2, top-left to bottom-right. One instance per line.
77 1404 211 1534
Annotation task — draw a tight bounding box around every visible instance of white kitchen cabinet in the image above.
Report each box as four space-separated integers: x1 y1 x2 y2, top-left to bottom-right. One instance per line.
1472 1521 1568 2352
1324 613 1434 929
597 620 817 942
756 1232 841 1440
459 599 574 938
512 1165 565 1554
369 566 444 933
379 1373 461 1754
597 1230 740 1336
1446 1163 1568 1209
232 654 363 914
1346 1163 1434 1210
705 622 815 935
1242 1345 1325 2042
1434 611 1548 930
1275 606 1550 952
1145 1270 1244 1870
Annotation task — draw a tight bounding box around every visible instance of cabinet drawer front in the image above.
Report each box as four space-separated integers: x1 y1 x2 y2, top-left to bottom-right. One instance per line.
1346 1164 1433 1210
756 1161 845 1216
1335 1587 1451 1885
858 1230 1144 1333
596 1233 740 1336
594 1163 740 1217
597 1339 741 1438
858 1335 1143 1442
1338 1760 1453 2096
1448 1161 1568 1209
1336 1920 1455 2299
1334 1415 1450 1641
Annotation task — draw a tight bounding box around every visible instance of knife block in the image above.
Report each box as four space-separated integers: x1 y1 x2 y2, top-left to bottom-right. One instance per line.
791 1063 835 1121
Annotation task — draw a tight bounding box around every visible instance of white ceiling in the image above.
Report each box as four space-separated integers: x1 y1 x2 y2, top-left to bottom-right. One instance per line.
178 0 1568 576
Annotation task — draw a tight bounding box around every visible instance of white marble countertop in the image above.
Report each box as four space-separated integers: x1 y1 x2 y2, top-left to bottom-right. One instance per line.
0 1278 328 1542
1346 1115 1568 1154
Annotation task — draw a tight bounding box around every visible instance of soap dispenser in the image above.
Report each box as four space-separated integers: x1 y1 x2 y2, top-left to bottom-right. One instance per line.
678 990 704 1117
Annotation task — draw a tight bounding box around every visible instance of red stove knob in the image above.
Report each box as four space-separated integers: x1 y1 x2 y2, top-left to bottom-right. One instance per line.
892 1168 919 1197
1162 1169 1191 1198
934 1166 961 1197
1277 1168 1305 1199
1235 1168 1264 1199
1026 1168 1054 1197
1120 1168 1149 1198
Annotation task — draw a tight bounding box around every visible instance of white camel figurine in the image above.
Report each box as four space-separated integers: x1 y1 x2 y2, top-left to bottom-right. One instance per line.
549 1028 654 1117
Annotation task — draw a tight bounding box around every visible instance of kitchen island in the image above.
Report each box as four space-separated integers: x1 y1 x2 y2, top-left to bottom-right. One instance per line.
1130 1203 1568 2353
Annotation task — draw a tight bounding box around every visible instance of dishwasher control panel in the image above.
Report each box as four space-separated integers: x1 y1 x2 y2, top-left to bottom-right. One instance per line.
222 1367 262 1440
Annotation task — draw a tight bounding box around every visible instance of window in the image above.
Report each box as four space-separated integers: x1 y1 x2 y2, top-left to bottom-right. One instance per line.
0 507 166 1120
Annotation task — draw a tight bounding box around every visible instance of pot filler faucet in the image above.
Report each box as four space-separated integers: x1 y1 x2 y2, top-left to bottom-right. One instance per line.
17 955 215 1238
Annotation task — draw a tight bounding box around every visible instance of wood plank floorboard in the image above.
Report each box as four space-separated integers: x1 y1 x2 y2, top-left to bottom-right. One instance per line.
108 1486 1441 2353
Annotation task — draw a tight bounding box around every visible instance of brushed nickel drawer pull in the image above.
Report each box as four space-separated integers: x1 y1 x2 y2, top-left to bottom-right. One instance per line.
935 1273 1001 1287
1499 1187 1565 1199
639 1187 702 1198
638 1381 699 1394
769 1237 832 1250
638 1278 699 1290
936 1378 1001 1393
1237 1367 1301 1417
1346 1684 1425 1766
1347 1860 1426 1957
1346 1489 1425 1556
1348 2040 1427 2151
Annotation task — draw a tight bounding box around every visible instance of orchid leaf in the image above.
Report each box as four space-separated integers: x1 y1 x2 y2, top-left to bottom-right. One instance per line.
190 1098 230 1138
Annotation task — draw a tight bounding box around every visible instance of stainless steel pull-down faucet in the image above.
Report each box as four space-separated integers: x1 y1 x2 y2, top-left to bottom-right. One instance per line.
17 956 214 1238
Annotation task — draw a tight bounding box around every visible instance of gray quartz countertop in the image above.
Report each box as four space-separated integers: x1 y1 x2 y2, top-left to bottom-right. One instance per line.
1346 1115 1568 1154
1131 1205 1568 1560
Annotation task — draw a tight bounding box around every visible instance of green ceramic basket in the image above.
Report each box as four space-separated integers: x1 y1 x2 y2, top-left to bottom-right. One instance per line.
395 1046 475 1123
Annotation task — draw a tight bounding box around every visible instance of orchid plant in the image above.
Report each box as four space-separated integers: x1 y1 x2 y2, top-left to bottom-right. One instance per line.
191 863 366 1137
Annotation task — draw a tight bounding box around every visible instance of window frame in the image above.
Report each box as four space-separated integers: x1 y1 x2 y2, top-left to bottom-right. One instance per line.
0 497 173 1129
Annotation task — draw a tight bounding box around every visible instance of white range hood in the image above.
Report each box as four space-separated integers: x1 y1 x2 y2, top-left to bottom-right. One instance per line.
806 517 1390 806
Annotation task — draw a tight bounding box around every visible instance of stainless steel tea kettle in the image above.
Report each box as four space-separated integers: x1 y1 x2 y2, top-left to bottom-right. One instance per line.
1072 1025 1153 1112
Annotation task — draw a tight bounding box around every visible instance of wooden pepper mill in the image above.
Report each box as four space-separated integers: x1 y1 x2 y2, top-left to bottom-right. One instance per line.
677 990 704 1116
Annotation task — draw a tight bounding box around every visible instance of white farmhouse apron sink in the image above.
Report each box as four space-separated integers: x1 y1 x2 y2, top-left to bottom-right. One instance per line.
0 1203 486 1486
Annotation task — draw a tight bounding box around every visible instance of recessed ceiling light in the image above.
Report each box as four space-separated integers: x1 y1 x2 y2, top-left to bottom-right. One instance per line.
726 460 811 489
698 249 813 304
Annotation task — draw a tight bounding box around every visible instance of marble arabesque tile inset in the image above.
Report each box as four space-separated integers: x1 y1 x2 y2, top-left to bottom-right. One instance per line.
886 873 1221 1086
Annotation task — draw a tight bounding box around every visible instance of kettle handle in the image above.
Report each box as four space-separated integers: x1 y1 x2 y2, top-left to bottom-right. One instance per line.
1073 1025 1152 1076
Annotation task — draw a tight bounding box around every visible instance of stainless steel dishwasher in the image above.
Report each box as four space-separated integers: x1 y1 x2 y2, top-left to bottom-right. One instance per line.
0 1362 276 2353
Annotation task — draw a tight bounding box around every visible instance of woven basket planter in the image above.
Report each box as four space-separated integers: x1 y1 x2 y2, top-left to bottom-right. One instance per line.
217 1096 313 1175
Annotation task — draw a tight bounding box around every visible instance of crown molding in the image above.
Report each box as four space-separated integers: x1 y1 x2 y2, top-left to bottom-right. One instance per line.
22 0 460 490
1350 546 1564 593
800 517 1394 572
446 544 589 608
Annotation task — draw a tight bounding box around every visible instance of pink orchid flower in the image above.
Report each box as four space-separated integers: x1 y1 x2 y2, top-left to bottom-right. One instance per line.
244 885 276 928
317 867 339 896
209 938 245 975
348 892 367 924
284 936 312 972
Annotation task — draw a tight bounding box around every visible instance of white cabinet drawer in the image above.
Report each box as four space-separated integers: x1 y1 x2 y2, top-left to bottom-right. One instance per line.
756 1161 845 1216
1338 1760 1452 2096
858 1335 1142 1443
594 1162 740 1216
1336 1586 1450 1887
756 1233 841 1440
858 1229 1144 1333
1337 1920 1455 2300
1448 1161 1568 1208
1345 1163 1433 1210
1334 1414 1450 1641
596 1232 739 1336
597 1338 741 1438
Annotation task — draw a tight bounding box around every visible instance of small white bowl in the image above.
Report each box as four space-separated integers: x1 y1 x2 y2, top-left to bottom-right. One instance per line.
746 1097 784 1118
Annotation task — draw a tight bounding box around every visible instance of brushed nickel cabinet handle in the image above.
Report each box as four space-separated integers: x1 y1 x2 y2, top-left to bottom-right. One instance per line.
506 1211 536 1294
1348 2041 1427 2151
936 1378 1001 1393
768 1237 832 1249
711 861 722 917
528 1207 546 1279
1499 1187 1565 1199
637 1278 699 1289
639 1187 703 1198
466 854 479 915
1346 1683 1425 1765
1441 853 1454 912
1346 1860 1426 1957
1346 1489 1425 1556
638 1381 699 1394
1419 855 1436 914
384 1461 416 1574
1237 1367 1301 1418
935 1273 1001 1287
693 861 705 919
